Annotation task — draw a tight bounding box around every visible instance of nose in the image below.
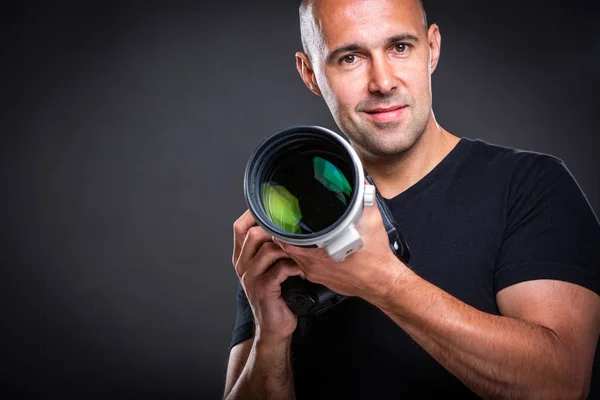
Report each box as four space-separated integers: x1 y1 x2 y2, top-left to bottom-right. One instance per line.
368 56 397 95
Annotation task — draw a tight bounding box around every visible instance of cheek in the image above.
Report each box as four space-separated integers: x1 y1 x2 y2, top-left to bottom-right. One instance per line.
408 64 432 103
323 73 364 113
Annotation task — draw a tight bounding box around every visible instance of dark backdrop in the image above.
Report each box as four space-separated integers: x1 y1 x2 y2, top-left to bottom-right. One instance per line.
1 1 599 398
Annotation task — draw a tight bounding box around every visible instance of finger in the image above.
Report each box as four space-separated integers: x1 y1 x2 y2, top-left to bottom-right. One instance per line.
232 210 256 265
235 226 273 276
273 237 328 259
363 198 384 223
246 242 292 278
263 259 305 286
242 226 273 258
271 237 299 254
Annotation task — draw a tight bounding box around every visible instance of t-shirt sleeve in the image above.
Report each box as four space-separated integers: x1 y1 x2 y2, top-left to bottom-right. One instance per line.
230 281 255 350
494 155 600 294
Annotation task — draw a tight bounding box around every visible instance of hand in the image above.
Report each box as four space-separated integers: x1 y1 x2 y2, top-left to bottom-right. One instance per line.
273 183 405 301
232 210 305 343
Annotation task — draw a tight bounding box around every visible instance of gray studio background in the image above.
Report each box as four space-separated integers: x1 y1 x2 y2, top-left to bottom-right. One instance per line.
2 1 599 398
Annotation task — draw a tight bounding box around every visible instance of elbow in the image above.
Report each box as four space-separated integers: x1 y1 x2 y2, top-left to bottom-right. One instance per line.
559 385 589 400
522 382 588 400
563 361 593 400
544 374 590 400
519 363 592 400
571 378 590 400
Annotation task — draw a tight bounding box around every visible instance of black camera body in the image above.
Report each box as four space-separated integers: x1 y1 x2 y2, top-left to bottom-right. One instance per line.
280 173 410 316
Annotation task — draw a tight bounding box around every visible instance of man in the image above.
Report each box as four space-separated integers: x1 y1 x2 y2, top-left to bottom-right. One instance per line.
224 0 600 398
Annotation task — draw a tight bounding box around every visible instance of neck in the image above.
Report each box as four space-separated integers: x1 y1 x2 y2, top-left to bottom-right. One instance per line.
358 115 460 199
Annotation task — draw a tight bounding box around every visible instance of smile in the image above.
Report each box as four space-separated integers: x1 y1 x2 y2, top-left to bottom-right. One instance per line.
363 106 407 123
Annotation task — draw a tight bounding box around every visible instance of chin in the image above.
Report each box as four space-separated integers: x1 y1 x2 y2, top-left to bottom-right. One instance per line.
340 116 424 156
366 127 421 156
357 137 413 159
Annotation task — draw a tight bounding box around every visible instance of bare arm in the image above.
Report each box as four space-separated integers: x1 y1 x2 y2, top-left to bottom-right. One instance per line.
224 337 295 400
224 210 302 399
223 339 252 398
272 181 600 398
367 267 600 399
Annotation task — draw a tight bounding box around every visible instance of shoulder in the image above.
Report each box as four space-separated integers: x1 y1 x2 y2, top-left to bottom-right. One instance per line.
461 137 562 169
458 137 571 187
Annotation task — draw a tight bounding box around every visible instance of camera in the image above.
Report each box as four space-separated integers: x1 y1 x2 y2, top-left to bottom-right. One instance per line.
244 125 410 315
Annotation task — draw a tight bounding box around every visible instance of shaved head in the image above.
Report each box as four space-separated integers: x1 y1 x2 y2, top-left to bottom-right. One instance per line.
294 0 441 161
299 0 428 61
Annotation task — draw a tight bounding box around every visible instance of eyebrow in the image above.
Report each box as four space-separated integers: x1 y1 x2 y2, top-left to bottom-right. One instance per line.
326 34 420 64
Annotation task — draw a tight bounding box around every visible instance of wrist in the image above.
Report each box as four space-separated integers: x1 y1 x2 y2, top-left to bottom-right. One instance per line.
252 333 294 385
364 258 416 315
254 331 292 356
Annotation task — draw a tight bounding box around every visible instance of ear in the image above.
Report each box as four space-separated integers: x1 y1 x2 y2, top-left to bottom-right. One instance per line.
427 24 441 73
295 51 322 96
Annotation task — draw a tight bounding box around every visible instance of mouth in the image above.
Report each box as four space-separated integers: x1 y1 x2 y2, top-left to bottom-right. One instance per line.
362 105 407 124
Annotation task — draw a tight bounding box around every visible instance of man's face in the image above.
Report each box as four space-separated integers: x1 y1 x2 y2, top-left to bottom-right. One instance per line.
299 0 439 159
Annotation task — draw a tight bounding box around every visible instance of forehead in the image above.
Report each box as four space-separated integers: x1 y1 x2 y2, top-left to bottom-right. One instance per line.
313 0 424 49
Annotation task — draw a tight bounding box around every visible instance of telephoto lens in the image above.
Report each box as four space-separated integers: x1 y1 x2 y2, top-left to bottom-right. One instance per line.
244 125 375 261
244 125 409 315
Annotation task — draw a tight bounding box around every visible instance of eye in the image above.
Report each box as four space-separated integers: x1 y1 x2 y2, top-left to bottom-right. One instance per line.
341 54 357 64
393 43 409 53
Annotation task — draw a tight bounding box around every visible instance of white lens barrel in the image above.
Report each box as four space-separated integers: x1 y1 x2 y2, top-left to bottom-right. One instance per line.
322 223 362 261
249 126 376 262
319 184 376 261
270 127 376 262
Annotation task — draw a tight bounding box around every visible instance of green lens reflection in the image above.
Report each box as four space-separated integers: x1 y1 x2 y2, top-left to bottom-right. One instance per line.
261 183 303 233
313 156 352 205
261 154 353 234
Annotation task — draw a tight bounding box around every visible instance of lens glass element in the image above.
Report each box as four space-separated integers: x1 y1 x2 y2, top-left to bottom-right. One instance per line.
261 151 353 234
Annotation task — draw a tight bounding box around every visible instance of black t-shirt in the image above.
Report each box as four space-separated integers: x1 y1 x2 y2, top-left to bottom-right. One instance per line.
229 137 600 399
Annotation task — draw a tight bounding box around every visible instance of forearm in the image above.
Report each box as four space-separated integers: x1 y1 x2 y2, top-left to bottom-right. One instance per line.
225 336 295 400
367 268 584 399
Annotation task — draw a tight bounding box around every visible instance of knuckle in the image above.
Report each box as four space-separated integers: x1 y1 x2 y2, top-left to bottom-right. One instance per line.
233 218 242 234
240 271 252 287
233 211 252 234
247 226 262 240
234 261 243 277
